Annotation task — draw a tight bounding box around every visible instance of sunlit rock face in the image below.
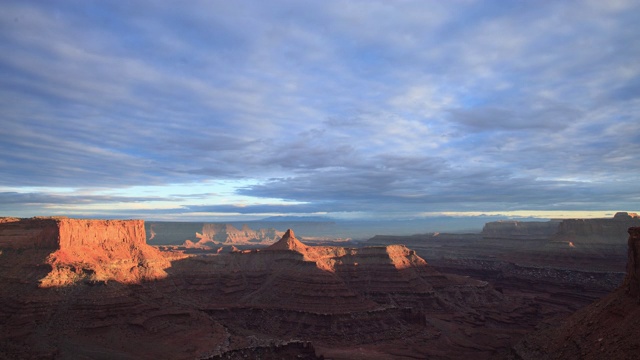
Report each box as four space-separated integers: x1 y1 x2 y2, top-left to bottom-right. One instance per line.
0 217 169 286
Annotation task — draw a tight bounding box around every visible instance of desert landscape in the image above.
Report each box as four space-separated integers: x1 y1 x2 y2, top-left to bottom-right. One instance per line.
2 1 639 359
1 214 639 359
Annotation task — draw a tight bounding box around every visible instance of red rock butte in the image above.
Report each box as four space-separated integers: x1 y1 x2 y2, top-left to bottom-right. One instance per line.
0 217 169 286
266 228 308 252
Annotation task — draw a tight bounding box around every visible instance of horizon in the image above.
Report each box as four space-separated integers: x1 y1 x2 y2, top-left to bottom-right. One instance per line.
1 1 639 221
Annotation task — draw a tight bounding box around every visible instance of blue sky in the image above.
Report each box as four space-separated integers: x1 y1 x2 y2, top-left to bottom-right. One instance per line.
1 0 639 221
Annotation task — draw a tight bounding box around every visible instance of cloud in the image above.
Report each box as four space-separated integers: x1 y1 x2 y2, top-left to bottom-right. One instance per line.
0 192 172 205
447 102 581 132
0 0 639 219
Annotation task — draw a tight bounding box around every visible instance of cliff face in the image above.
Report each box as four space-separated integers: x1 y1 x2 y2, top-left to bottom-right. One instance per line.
480 213 640 245
510 227 640 360
0 217 169 286
551 212 640 244
57 218 147 248
481 220 559 239
0 217 60 249
624 227 640 298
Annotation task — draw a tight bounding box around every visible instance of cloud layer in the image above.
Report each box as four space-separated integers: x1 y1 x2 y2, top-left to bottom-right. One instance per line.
1 0 639 219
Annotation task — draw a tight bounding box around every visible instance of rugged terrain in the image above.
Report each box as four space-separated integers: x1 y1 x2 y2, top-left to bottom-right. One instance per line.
1 217 546 359
368 213 637 319
509 227 640 359
2 215 637 359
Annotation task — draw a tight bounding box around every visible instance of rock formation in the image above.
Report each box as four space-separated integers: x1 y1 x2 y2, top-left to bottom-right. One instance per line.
510 227 640 359
481 220 560 240
145 221 284 246
551 212 640 245
167 223 284 249
0 217 169 286
194 223 283 246
0 220 542 359
479 213 640 245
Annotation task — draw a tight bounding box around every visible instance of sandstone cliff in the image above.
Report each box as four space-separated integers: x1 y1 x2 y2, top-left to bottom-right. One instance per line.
0 217 169 287
510 227 640 359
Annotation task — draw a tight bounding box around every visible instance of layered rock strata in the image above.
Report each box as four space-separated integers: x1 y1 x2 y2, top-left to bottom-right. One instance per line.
0 217 169 286
0 221 534 359
510 227 640 359
479 213 640 245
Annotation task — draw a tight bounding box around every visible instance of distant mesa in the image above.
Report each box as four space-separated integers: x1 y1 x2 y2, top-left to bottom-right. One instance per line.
614 211 639 219
481 220 559 240
259 215 334 222
183 223 284 249
144 222 284 246
551 212 640 245
480 212 640 245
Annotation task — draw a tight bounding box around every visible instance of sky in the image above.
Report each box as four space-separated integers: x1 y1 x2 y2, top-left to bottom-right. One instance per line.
1 0 639 222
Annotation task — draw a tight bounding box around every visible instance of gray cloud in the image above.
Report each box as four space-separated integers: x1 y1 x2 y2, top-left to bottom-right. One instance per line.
0 192 175 205
1 0 639 218
447 103 581 132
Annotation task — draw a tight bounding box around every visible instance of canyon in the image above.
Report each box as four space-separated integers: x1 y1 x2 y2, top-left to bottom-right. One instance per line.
0 214 638 359
509 226 640 359
368 213 638 316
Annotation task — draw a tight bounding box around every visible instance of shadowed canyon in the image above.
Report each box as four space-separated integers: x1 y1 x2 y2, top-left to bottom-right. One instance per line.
0 214 638 359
